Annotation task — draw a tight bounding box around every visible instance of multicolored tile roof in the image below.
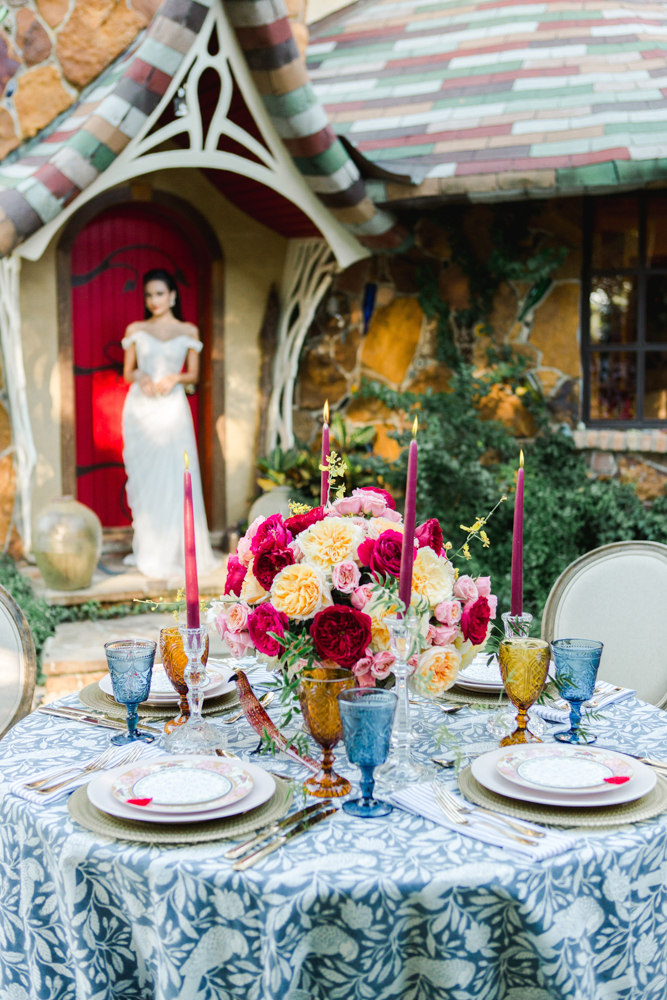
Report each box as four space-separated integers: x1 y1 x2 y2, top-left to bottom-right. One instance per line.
307 0 667 202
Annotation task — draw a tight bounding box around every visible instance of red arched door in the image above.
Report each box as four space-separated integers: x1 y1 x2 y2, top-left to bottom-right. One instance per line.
71 203 211 528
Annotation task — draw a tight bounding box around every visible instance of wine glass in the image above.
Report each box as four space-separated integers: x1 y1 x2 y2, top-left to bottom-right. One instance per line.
552 638 604 745
160 625 210 734
498 637 550 746
298 667 355 797
338 688 397 818
104 639 156 745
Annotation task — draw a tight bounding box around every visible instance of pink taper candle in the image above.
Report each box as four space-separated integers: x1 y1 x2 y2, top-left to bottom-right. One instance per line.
183 451 200 628
320 399 330 506
510 450 524 616
398 416 419 615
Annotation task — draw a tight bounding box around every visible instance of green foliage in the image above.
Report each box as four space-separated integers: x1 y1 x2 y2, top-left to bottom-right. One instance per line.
0 556 144 683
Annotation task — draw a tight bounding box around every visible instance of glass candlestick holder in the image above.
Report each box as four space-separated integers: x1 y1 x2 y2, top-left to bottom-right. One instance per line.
164 625 225 754
375 612 436 792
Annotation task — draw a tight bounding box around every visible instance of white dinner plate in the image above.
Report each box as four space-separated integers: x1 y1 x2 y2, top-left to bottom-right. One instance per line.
496 745 634 794
99 664 234 706
471 746 656 808
87 755 276 824
111 758 253 814
455 654 505 693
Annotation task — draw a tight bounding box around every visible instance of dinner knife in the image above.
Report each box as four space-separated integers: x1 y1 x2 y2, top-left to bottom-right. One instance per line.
224 800 332 860
38 706 159 736
232 807 338 871
56 705 163 732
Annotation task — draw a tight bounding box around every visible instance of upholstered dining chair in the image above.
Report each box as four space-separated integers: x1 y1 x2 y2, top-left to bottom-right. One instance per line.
0 583 36 740
542 540 667 708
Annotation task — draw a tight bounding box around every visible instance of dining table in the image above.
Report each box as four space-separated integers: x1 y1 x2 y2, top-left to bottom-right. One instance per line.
2 678 667 1000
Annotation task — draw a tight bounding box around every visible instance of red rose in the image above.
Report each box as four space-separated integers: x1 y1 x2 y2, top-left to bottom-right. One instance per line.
461 597 491 646
252 539 295 591
285 506 325 535
359 529 403 579
224 555 247 596
415 518 443 556
311 605 372 669
247 603 289 657
356 486 396 510
251 514 292 555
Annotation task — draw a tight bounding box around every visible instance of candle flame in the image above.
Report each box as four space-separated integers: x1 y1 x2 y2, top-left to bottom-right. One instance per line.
412 416 419 439
323 400 329 425
184 450 189 470
519 449 524 469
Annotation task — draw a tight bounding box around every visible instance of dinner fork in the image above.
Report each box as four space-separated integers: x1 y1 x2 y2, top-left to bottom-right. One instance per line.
35 743 147 795
432 784 538 848
24 745 118 789
223 691 274 724
435 786 545 839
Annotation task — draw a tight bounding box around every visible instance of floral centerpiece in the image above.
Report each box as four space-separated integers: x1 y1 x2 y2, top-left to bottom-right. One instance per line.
209 484 498 700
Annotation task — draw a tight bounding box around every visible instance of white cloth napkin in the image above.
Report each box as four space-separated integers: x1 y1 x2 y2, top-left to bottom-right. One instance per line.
389 782 577 859
10 744 164 805
532 680 635 724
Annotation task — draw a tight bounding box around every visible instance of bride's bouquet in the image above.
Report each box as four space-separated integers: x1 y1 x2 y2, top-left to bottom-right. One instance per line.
208 486 498 699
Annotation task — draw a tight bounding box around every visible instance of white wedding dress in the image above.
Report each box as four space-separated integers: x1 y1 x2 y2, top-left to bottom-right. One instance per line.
121 330 220 579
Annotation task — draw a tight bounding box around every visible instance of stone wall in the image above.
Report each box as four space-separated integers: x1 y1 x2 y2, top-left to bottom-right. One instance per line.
294 198 584 458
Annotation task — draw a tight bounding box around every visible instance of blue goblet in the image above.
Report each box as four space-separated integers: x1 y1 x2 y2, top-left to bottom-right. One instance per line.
552 638 604 745
104 639 156 745
338 688 397 818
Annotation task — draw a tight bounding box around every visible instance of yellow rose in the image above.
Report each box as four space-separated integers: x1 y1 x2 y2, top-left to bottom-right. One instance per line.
411 547 455 609
299 517 364 569
411 644 461 699
368 602 398 652
270 563 332 620
367 518 404 539
456 634 483 671
240 560 267 605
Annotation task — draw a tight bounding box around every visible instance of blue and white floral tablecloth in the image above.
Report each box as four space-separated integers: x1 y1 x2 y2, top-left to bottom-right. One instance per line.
2 689 667 1000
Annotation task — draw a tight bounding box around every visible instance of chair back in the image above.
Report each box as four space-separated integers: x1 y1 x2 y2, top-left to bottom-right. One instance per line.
542 540 667 707
0 582 36 739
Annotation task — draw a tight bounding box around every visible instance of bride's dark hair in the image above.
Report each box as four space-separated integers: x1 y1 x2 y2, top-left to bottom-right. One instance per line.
142 269 183 321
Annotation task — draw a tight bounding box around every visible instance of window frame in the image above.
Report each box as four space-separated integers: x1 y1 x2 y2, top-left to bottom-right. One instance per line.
582 192 667 428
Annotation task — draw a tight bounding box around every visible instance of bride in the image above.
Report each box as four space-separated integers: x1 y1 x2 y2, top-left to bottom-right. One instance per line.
122 268 220 578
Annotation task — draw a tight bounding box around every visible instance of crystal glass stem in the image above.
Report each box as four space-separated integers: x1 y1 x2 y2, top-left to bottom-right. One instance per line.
359 765 375 808
164 625 225 754
126 703 140 740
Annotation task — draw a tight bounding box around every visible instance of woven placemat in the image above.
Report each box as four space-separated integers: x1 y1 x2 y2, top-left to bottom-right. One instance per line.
78 681 239 721
458 766 667 828
441 686 509 707
67 776 293 844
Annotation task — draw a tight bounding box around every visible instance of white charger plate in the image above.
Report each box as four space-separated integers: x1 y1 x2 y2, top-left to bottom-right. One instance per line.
471 746 655 807
496 745 634 794
87 755 276 824
111 758 253 814
99 664 234 706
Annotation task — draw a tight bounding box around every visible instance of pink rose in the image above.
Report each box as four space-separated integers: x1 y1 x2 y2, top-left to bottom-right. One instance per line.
488 594 498 619
434 600 462 627
332 560 361 594
371 650 395 679
352 656 375 687
289 539 304 562
431 624 459 646
226 602 249 633
331 495 362 516
226 630 255 658
236 516 265 567
250 513 292 554
247 603 289 657
380 507 402 523
224 555 247 596
476 576 491 598
353 486 396 511
351 584 374 610
352 489 388 517
454 575 478 603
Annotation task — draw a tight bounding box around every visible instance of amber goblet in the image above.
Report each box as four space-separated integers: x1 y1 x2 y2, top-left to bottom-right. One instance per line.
498 637 550 747
160 626 209 734
298 667 355 797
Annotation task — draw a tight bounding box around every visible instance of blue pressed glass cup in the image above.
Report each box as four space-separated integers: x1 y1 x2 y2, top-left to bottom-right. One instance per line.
552 638 604 745
104 639 156 745
338 688 397 818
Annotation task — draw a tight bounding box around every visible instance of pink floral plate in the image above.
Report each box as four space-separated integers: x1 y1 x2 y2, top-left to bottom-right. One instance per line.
111 759 253 814
496 745 635 795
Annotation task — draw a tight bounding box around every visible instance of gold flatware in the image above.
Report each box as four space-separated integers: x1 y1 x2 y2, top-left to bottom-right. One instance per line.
223 691 274 725
23 745 118 789
224 800 332 860
432 784 537 848
436 786 545 839
37 706 160 735
233 806 337 871
35 743 146 795
431 757 456 769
